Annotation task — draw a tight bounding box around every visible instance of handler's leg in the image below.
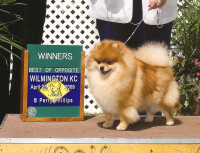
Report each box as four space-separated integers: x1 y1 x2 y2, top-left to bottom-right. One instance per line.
145 21 173 47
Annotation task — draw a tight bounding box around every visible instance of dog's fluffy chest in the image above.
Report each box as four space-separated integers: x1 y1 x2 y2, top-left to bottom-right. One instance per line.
88 72 119 114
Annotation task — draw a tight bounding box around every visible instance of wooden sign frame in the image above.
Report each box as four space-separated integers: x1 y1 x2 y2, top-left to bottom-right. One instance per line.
20 48 85 122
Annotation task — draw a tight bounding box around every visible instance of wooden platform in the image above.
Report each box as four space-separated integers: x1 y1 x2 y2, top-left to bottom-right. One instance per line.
0 114 200 153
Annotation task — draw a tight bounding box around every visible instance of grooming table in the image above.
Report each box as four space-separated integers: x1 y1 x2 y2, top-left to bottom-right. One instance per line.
0 114 199 153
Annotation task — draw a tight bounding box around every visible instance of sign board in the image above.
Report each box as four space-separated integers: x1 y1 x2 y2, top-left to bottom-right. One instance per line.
20 45 85 121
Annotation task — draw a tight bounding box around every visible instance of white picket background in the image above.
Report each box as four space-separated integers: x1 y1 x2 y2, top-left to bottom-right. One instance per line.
42 0 102 114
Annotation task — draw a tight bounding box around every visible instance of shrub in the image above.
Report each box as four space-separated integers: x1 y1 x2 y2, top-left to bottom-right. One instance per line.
0 0 24 58
171 0 200 115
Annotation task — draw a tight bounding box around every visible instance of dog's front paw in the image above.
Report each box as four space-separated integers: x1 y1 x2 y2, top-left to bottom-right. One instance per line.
116 122 128 131
103 122 113 128
166 120 174 126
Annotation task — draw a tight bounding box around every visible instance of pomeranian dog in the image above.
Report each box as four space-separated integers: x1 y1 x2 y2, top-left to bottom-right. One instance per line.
86 39 179 131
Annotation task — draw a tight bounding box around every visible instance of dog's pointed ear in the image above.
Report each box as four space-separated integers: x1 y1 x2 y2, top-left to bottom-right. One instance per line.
112 42 124 53
112 43 118 49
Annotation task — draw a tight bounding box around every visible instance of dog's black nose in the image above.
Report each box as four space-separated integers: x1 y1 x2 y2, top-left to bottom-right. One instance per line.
100 66 104 71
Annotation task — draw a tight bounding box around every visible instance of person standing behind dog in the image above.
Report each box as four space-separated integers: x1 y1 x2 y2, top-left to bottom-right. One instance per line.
89 0 177 48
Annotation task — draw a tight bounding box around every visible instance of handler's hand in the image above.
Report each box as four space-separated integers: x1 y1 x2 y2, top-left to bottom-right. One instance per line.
148 0 167 9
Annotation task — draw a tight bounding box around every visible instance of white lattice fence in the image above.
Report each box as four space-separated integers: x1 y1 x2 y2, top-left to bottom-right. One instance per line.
42 0 102 114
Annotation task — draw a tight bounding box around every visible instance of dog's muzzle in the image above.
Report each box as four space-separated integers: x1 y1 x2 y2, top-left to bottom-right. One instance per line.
99 66 111 75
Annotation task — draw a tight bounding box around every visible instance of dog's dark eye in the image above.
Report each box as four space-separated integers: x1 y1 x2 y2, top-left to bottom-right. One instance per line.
107 61 112 65
97 60 101 64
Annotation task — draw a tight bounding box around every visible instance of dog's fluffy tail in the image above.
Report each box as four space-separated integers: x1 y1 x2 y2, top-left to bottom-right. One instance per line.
135 42 171 66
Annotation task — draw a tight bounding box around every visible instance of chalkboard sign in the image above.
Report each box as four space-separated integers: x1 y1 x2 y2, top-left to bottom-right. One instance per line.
20 45 85 121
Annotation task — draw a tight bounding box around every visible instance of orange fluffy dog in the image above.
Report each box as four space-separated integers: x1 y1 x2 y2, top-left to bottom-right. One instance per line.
86 40 179 131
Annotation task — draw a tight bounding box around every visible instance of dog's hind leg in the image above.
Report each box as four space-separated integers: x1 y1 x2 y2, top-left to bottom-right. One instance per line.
159 104 174 126
163 109 174 126
160 81 179 125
